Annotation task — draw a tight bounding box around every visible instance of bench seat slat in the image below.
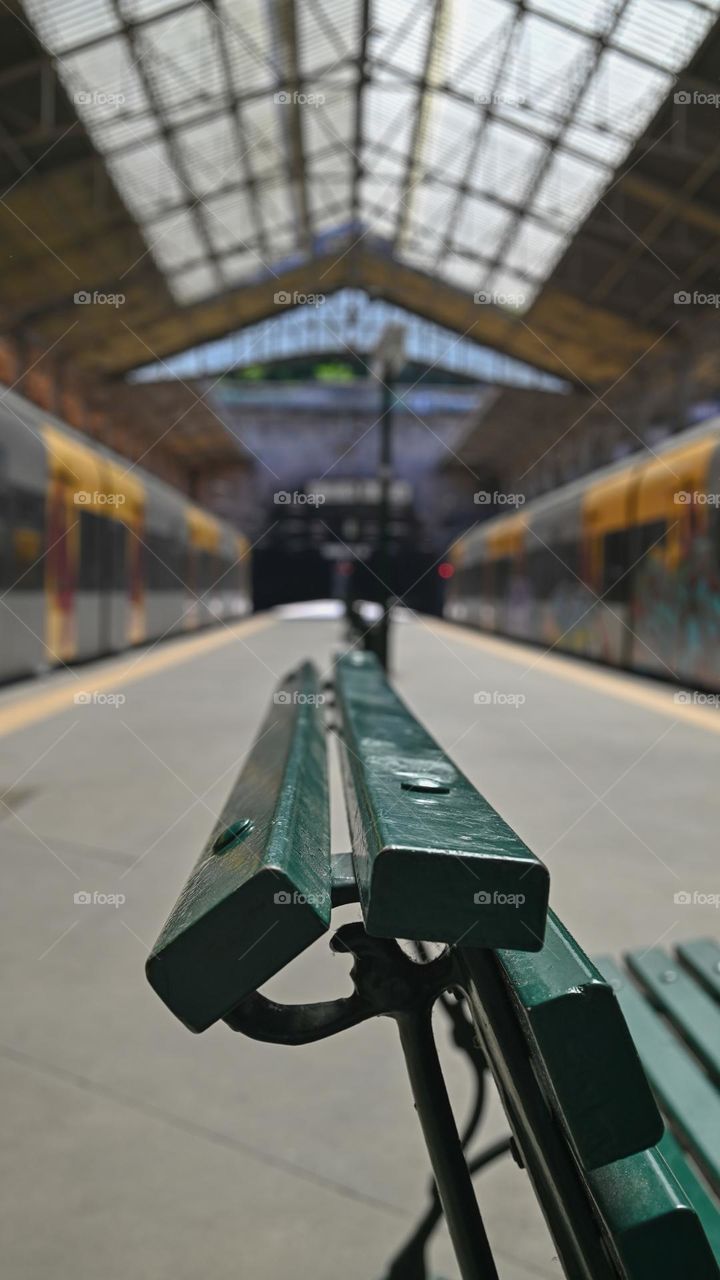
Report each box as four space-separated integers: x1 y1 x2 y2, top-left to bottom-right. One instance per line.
335 651 549 947
677 938 720 1003
588 1144 720 1279
146 662 331 1032
595 956 720 1194
498 913 663 1169
627 947 720 1084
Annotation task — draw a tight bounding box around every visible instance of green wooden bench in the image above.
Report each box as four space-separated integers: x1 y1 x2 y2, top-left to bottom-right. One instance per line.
146 651 720 1279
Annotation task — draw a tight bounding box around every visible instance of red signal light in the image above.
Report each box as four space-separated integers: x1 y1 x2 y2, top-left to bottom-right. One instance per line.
438 562 454 580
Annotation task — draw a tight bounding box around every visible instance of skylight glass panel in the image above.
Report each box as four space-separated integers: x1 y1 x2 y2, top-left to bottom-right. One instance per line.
372 0 435 79
443 0 515 97
87 109 159 156
221 251 263 286
504 217 568 278
144 210 207 272
301 87 355 159
240 98 286 179
105 136 185 219
405 180 458 255
613 0 716 73
219 0 276 95
136 6 221 116
438 252 486 293
421 91 483 185
171 262 221 305
23 0 120 54
361 177 403 237
526 0 615 38
453 197 514 260
473 122 547 206
579 49 670 139
297 0 358 77
530 148 609 230
562 119 630 168
175 114 239 197
505 11 590 124
202 189 255 253
124 0 185 20
61 37 150 124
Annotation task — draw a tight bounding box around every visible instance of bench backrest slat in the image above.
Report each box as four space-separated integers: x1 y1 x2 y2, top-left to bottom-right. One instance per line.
146 662 331 1031
498 913 663 1169
334 651 549 947
588 1144 720 1279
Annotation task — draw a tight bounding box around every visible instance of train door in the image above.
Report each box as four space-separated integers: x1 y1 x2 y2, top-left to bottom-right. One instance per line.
99 462 146 652
45 468 79 663
0 428 47 680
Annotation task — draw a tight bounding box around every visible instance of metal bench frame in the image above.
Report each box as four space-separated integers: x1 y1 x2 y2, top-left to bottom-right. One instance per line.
146 653 720 1280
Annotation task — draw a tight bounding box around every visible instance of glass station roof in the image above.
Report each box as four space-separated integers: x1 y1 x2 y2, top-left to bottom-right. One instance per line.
129 288 569 386
23 0 720 311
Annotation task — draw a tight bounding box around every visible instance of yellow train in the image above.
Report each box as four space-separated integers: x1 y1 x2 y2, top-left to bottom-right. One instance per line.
446 419 720 688
1 386 251 681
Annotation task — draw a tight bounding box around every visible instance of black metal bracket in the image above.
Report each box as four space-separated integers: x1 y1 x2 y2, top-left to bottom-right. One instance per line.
224 923 457 1043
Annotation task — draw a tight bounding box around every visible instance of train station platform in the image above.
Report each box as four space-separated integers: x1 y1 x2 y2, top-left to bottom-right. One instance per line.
1 611 718 1280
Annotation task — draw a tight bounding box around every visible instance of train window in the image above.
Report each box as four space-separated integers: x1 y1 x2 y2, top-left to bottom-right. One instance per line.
495 556 511 598
633 520 667 564
10 489 45 591
601 529 630 603
79 511 102 591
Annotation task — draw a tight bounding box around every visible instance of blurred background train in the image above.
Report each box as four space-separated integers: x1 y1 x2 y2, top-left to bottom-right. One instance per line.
0 387 251 683
446 418 720 689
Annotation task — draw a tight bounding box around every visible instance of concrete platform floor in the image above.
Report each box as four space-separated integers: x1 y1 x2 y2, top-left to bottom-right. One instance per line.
1 610 718 1280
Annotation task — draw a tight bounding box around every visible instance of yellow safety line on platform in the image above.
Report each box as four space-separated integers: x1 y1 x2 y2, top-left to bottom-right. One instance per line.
0 616 273 740
427 618 720 736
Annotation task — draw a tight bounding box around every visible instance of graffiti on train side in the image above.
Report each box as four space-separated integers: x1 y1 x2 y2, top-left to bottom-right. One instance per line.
632 537 720 683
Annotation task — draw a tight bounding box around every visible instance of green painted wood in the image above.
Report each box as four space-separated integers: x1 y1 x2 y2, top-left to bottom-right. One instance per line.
334 650 549 947
146 662 331 1032
596 956 720 1194
498 913 662 1169
589 1144 720 1279
678 939 720 1003
457 947 621 1279
656 1131 720 1264
627 947 720 1083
